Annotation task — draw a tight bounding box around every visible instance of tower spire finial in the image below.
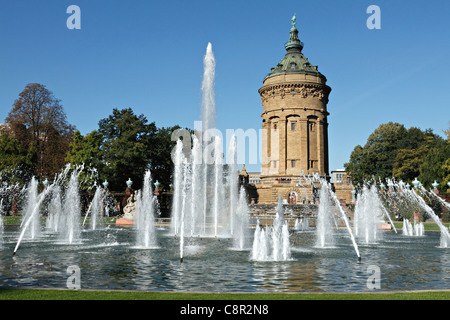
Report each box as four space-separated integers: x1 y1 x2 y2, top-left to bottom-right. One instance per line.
285 14 303 52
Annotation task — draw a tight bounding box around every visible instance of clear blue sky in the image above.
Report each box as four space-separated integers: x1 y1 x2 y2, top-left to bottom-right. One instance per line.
1 0 449 174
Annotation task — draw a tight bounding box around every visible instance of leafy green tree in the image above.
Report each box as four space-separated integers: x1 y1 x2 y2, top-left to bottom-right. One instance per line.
97 108 157 192
65 108 188 193
345 122 408 185
418 140 450 191
0 133 37 184
345 122 445 187
150 125 181 191
393 132 441 183
66 130 103 169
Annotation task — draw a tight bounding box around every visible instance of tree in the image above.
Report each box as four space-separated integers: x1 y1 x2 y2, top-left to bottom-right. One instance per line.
392 132 441 182
150 125 181 191
345 122 444 187
6 83 75 180
65 108 188 193
345 122 408 185
418 140 450 191
66 130 103 169
0 133 37 184
97 108 157 192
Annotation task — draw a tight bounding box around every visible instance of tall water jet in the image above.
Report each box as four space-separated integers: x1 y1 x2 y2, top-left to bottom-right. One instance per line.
170 42 240 242
171 140 184 237
315 180 335 248
232 186 250 250
251 195 291 261
134 170 158 248
201 42 216 133
323 179 361 260
88 186 105 230
59 171 81 244
227 135 239 236
21 177 41 240
46 186 62 232
212 135 225 236
190 134 203 235
353 185 384 244
14 177 54 255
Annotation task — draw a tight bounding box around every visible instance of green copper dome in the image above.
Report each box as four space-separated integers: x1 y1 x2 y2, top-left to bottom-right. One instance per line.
264 15 325 81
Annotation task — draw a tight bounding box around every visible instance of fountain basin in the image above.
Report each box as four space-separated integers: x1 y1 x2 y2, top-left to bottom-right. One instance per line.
1 225 449 292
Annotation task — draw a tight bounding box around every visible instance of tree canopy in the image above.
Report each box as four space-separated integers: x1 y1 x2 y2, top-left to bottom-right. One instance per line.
5 83 75 180
345 122 449 192
66 108 183 192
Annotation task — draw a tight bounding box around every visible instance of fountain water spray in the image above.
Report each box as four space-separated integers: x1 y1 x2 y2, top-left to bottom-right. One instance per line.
171 43 240 263
353 185 385 244
251 195 291 261
315 180 336 248
232 186 250 250
402 219 424 236
408 187 450 247
20 177 41 240
82 185 105 230
321 179 361 261
384 179 450 247
59 171 81 244
46 186 62 232
134 170 158 249
13 178 54 255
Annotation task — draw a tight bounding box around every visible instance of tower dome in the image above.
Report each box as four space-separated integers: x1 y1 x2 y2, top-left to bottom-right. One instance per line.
264 14 326 81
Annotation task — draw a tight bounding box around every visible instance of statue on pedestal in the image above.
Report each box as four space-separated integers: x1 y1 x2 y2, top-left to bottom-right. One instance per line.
122 187 137 219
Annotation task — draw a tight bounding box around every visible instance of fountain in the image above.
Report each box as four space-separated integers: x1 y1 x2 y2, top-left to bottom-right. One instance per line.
82 185 105 230
20 177 41 240
59 171 81 244
409 188 449 247
353 185 385 244
170 43 241 261
385 179 450 247
134 170 158 249
315 179 361 260
232 186 250 250
2 42 450 293
402 219 424 236
251 195 291 261
46 186 62 232
315 180 336 248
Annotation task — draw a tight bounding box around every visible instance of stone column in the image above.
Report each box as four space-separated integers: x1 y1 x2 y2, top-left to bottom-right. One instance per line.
278 116 287 175
299 119 309 173
317 117 325 176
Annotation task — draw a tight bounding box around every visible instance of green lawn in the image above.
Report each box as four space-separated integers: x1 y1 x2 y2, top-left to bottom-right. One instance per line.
0 288 449 300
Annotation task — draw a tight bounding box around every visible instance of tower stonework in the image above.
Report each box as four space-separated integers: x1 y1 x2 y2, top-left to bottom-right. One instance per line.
256 16 331 204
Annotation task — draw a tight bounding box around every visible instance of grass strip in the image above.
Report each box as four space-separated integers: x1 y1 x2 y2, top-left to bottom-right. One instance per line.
0 288 449 300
